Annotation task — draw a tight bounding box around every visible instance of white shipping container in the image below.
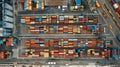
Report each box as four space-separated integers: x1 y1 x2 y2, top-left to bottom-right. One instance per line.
72 39 78 41
30 22 35 24
5 3 13 10
4 16 13 22
4 10 13 16
79 16 84 18
60 16 64 20
21 19 26 23
3 22 13 28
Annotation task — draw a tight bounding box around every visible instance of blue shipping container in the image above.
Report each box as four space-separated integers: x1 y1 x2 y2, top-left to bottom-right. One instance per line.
114 0 118 3
76 0 81 6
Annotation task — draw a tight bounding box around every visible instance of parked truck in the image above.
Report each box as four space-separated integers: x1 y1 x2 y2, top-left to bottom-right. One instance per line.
96 1 101 8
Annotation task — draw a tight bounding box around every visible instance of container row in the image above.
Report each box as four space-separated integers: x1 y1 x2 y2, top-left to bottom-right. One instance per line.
20 48 112 59
28 25 104 34
19 0 44 10
0 37 18 47
21 15 99 24
0 51 13 60
25 38 112 48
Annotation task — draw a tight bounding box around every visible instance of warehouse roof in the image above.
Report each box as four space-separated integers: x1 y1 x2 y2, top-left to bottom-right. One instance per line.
45 0 68 6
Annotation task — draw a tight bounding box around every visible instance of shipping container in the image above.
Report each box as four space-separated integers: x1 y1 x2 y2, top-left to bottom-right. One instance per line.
75 0 81 6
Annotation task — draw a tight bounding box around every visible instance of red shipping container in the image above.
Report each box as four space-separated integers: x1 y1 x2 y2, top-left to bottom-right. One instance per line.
51 15 57 19
82 25 87 30
19 0 24 4
1 52 5 59
84 16 87 22
34 51 40 55
88 43 93 47
6 41 11 46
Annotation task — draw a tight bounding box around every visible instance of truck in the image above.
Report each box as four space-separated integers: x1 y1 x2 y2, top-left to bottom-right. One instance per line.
116 36 120 41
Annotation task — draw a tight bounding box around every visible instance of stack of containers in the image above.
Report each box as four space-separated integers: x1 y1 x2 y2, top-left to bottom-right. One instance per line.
63 39 68 47
83 15 87 22
94 49 100 58
43 49 49 58
21 15 99 24
78 15 84 23
20 48 112 58
25 38 104 48
25 0 32 10
68 25 73 34
53 50 59 58
63 26 68 34
39 38 44 47
54 39 59 47
51 15 57 24
102 49 110 58
59 15 64 24
42 15 47 24
22 0 44 10
68 50 74 58
58 25 63 34
0 37 17 47
0 52 5 59
87 15 98 23
25 40 30 48
39 25 44 34
104 40 112 48
73 25 77 33
81 25 87 34
69 16 74 23
44 39 49 47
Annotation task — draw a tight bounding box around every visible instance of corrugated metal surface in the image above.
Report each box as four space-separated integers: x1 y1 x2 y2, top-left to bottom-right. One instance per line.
4 10 13 16
4 16 13 22
5 3 13 10
3 22 13 28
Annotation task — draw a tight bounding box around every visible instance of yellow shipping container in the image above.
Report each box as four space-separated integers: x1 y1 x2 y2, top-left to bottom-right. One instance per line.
69 16 74 19
69 20 74 23
88 20 94 22
42 16 47 18
44 53 49 58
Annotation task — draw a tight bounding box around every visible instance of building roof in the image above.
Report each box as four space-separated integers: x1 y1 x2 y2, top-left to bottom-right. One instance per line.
45 0 68 6
0 0 3 21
